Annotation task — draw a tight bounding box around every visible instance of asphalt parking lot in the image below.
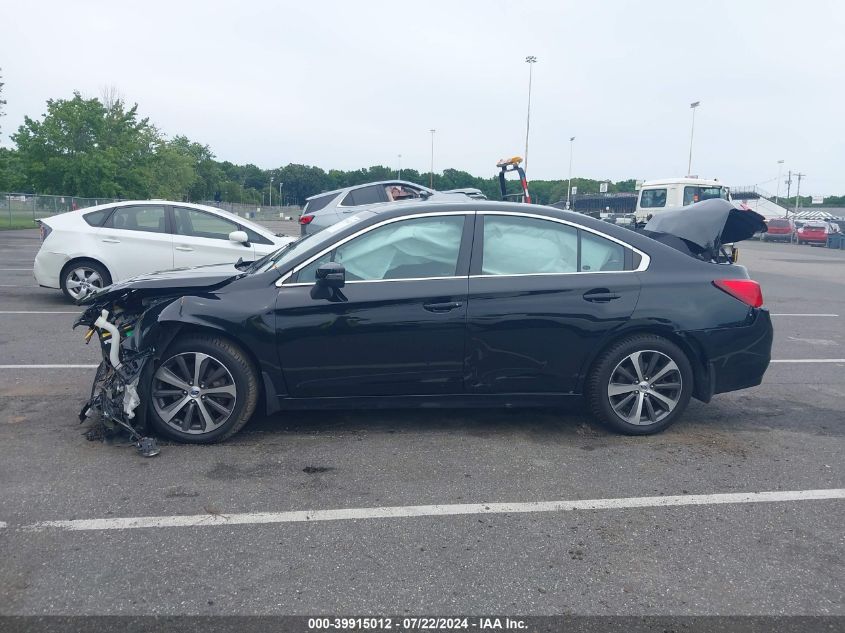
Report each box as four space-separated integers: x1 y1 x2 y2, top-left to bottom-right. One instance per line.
0 228 843 616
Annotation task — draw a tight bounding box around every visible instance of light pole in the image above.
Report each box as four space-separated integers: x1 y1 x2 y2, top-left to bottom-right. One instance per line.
524 55 537 173
775 159 784 204
687 101 700 176
398 154 402 180
279 181 283 207
269 176 274 207
429 129 436 189
566 136 575 209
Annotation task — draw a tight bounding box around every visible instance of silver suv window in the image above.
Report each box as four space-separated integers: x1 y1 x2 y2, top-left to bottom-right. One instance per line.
341 185 384 207
304 193 338 213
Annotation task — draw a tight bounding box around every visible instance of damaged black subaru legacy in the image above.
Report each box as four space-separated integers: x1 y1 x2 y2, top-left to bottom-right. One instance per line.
74 198 772 448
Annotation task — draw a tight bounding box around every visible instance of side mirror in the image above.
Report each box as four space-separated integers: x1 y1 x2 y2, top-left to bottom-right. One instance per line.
229 230 250 245
315 262 345 288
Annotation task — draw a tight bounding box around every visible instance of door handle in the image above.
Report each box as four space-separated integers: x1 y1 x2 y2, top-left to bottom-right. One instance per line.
101 238 120 243
423 301 463 313
175 245 194 252
583 289 621 303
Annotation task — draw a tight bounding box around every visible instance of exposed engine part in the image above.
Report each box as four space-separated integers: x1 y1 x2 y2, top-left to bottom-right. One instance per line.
94 309 122 370
76 304 161 457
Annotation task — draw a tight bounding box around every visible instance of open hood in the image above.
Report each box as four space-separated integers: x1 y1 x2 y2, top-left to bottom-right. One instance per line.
643 199 767 260
78 262 243 305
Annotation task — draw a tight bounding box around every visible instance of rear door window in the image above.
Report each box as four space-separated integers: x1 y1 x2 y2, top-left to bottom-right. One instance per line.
481 215 578 275
105 205 168 233
640 189 667 208
341 185 385 207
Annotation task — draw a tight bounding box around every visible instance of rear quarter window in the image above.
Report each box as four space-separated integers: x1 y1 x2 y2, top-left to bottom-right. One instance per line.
83 208 113 227
304 193 338 213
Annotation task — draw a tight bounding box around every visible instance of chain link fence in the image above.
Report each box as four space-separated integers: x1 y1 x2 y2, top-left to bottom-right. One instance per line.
198 201 302 222
1 193 302 229
1 193 123 229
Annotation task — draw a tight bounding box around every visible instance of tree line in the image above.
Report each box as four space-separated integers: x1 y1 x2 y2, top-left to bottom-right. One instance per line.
1 87 841 209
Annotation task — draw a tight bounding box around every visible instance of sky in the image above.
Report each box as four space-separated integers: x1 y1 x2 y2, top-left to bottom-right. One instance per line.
2 0 844 195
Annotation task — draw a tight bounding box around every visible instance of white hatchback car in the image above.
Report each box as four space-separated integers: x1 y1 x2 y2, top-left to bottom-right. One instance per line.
34 201 294 301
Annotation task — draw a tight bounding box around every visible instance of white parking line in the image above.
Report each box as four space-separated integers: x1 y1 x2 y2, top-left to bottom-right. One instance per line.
771 313 839 317
0 364 98 369
0 311 79 315
0 268 32 271
11 488 844 532
770 359 845 364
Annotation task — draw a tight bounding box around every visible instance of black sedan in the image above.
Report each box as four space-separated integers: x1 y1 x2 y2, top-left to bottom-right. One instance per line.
75 199 772 446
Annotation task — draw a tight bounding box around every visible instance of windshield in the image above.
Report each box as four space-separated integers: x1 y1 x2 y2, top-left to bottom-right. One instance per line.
247 213 370 275
683 186 728 205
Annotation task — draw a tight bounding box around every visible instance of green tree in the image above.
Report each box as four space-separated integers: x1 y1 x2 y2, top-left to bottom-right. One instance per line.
0 147 26 191
12 92 160 197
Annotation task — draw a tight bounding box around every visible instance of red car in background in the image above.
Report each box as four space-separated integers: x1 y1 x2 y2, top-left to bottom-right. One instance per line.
763 217 795 242
796 221 836 245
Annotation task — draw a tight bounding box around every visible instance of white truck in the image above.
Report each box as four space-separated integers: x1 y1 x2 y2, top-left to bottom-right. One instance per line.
634 177 731 223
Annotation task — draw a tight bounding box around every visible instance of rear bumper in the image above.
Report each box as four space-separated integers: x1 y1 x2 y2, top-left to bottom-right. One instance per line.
33 248 66 289
686 309 773 397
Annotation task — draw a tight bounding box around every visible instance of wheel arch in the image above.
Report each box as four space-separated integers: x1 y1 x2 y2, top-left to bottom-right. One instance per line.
60 256 113 284
578 324 712 402
152 316 279 416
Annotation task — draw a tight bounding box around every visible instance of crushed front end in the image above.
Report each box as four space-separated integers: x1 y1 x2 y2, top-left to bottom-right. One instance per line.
74 294 177 457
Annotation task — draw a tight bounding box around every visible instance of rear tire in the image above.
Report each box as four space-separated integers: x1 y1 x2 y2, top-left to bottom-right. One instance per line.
148 334 259 443
60 259 111 302
586 335 694 435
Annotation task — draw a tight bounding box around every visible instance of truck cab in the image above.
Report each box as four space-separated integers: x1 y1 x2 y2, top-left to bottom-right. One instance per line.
635 177 731 222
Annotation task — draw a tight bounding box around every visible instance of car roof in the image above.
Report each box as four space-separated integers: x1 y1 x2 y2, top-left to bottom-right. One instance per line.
69 200 274 237
305 180 433 201
361 199 662 248
641 178 724 187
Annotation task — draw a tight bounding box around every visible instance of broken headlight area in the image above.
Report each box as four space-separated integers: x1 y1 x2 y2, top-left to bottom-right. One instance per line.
74 295 174 457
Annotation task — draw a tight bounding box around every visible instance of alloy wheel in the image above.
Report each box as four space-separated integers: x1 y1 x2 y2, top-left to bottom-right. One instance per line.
152 352 238 435
607 350 682 426
65 267 105 300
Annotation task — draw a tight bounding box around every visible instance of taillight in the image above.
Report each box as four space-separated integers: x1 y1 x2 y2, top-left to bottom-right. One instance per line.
38 221 52 242
713 279 763 308
299 215 314 225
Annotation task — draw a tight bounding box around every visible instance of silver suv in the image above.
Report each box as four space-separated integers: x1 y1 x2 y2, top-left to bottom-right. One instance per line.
299 180 484 234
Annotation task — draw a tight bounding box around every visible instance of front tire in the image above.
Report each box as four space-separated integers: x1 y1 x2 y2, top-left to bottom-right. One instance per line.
148 334 259 443
586 335 694 435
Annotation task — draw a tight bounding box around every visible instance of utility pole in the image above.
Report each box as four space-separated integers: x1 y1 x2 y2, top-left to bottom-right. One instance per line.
785 170 793 214
775 159 784 205
398 154 402 180
794 172 805 215
429 129 436 189
524 56 537 173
